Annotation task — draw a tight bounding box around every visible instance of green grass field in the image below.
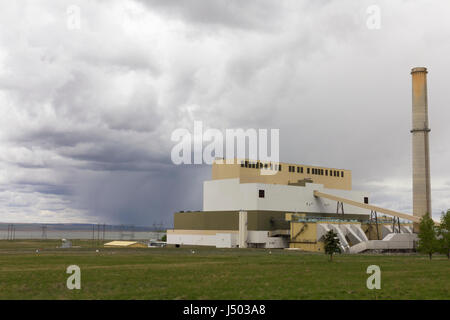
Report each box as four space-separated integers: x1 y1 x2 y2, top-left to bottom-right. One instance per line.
0 240 448 300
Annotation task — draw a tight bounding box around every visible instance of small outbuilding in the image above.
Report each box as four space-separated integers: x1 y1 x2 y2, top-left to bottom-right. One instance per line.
103 241 147 248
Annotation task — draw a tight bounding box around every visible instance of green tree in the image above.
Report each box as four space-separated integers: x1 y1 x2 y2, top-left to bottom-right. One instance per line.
160 234 167 242
437 210 450 259
324 229 341 262
417 215 438 260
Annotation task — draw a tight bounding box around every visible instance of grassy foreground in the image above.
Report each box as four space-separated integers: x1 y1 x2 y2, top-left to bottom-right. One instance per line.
0 240 448 299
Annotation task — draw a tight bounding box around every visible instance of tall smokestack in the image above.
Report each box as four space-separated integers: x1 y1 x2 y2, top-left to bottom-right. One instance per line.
411 67 431 231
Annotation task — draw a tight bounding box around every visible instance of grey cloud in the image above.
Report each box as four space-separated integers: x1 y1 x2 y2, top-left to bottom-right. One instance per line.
137 0 283 31
0 0 449 225
70 165 209 225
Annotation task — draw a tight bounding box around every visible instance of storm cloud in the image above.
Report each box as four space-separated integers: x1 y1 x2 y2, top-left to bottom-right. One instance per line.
0 0 449 225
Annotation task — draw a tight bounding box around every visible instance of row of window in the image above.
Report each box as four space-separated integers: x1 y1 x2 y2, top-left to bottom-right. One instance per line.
241 160 282 171
240 161 344 178
259 190 367 203
287 165 345 178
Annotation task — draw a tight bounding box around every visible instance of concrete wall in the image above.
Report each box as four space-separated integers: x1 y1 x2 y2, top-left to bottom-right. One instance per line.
167 232 218 246
167 229 286 248
203 179 370 215
216 233 238 248
173 210 290 231
203 179 257 211
411 67 432 229
212 159 352 190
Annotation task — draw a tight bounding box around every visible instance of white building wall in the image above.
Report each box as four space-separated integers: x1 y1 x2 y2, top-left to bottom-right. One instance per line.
167 233 217 246
216 233 238 248
203 179 369 215
167 231 286 249
203 179 258 211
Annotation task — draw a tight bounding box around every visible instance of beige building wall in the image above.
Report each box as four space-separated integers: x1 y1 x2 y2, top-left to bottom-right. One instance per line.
411 67 432 231
212 159 352 190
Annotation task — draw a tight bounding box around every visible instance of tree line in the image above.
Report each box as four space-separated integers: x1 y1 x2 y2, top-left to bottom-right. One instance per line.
417 209 450 260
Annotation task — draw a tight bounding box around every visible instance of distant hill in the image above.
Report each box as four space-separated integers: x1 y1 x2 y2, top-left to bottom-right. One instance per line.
0 223 162 232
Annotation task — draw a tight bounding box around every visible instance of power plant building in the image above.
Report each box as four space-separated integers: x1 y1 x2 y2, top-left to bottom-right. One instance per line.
167 159 415 253
167 67 433 253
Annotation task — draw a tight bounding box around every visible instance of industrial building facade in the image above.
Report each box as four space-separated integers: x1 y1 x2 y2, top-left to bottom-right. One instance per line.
212 159 352 190
167 159 414 253
167 67 436 252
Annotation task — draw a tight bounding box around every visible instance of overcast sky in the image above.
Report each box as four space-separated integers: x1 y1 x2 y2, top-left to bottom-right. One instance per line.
0 0 449 225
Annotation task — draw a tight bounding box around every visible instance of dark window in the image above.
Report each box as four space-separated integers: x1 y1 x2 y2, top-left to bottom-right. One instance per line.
364 197 369 204
297 167 300 173
245 161 248 168
301 167 303 173
307 168 310 174
325 170 328 176
341 171 344 178
259 190 265 198
279 165 282 171
264 163 268 169
241 161 245 167
320 169 323 175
